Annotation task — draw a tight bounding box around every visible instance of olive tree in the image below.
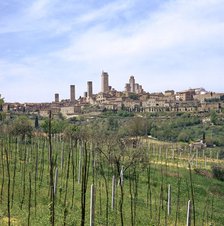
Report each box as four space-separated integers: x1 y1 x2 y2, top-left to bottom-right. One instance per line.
0 95 4 111
10 116 33 141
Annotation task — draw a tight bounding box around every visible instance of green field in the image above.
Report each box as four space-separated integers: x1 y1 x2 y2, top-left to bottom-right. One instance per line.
0 135 223 226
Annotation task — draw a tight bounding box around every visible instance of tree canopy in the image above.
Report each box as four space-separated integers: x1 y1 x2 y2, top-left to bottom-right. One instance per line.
10 115 33 140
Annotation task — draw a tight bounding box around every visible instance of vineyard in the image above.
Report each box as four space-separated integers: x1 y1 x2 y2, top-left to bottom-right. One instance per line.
0 128 224 226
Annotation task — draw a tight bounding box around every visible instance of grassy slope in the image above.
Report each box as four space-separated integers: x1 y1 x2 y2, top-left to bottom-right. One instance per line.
0 138 224 225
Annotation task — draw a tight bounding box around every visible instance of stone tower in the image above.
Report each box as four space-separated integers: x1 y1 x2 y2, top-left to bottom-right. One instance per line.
70 85 75 103
125 83 131 92
135 83 139 94
129 76 135 93
55 93 59 103
101 71 109 93
87 81 93 98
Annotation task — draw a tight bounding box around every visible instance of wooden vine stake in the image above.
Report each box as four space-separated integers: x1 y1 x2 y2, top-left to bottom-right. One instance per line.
54 167 58 196
90 184 95 226
167 184 171 216
111 175 116 210
120 166 124 187
187 200 191 226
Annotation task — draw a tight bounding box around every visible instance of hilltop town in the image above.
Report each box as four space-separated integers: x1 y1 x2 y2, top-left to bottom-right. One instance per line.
1 71 224 118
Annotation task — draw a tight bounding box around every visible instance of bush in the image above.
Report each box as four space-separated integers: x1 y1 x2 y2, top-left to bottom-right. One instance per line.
212 165 224 181
117 110 134 117
218 150 224 159
177 130 192 142
0 112 6 121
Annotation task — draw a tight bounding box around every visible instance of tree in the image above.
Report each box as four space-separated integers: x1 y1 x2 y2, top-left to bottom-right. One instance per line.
129 93 139 100
212 165 224 181
0 95 4 112
0 112 6 122
107 117 119 131
210 110 218 125
86 120 147 226
63 124 80 142
41 118 68 134
35 115 39 129
121 117 147 137
10 116 33 141
177 130 192 142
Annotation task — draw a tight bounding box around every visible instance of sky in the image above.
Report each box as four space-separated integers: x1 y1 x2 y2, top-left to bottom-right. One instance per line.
0 0 224 103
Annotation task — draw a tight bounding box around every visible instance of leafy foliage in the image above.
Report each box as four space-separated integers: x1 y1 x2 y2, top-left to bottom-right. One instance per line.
117 110 134 117
34 115 39 129
218 150 224 159
10 115 33 140
210 110 218 125
0 95 4 111
41 118 68 134
129 93 139 100
0 112 6 121
149 114 201 142
63 124 80 141
212 165 224 181
121 117 148 137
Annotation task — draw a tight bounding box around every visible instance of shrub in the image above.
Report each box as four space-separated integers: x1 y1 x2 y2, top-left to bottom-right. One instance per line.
117 110 134 117
218 150 224 160
212 165 224 181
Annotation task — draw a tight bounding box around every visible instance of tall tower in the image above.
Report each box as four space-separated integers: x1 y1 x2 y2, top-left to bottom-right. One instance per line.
125 83 131 92
84 92 87 98
55 93 59 103
135 83 139 94
70 85 75 103
101 71 109 93
129 76 135 93
87 81 93 98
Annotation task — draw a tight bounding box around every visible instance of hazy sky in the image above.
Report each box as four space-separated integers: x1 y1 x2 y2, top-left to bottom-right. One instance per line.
0 0 224 102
